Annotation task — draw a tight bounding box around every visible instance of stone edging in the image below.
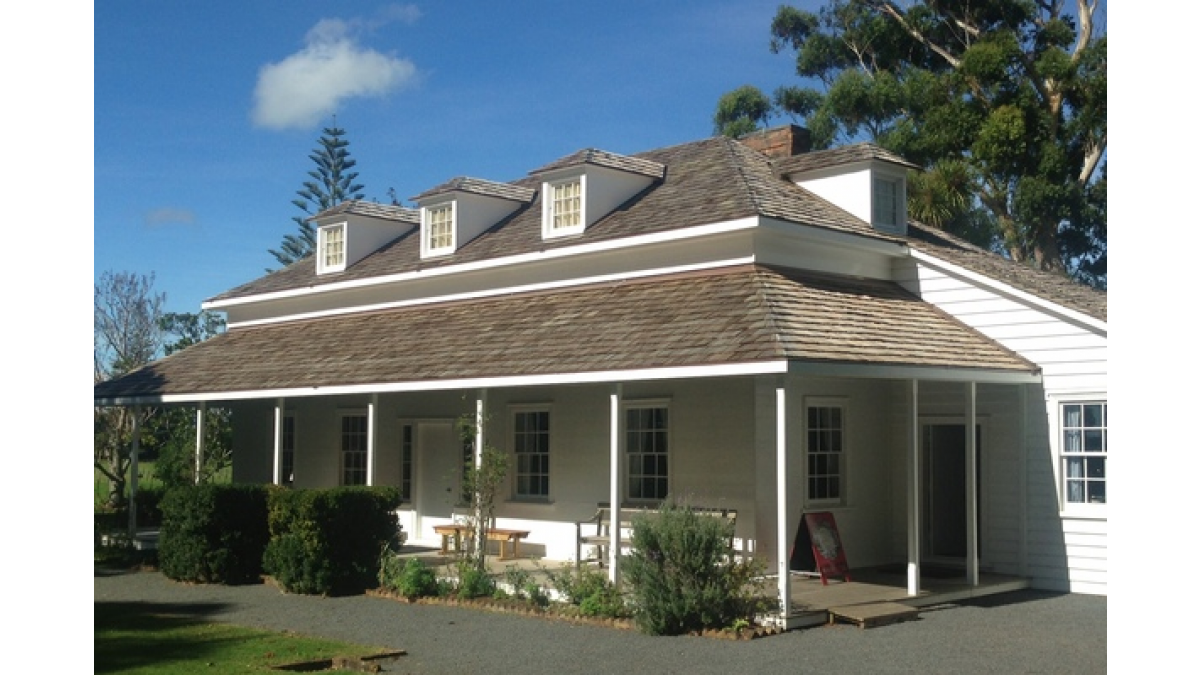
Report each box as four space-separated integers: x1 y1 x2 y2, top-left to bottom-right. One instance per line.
365 588 783 640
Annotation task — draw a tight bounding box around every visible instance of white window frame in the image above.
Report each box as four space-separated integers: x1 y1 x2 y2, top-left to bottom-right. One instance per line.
541 176 586 239
872 175 902 231
1054 396 1107 515
510 405 551 501
399 422 415 503
281 412 296 486
317 223 347 273
338 409 369 486
623 399 670 504
803 397 848 507
421 202 456 257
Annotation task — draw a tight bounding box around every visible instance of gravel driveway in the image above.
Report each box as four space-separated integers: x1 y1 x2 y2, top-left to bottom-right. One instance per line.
95 566 1106 674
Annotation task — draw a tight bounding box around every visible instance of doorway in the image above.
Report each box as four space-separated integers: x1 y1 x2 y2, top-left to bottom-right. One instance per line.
415 420 460 540
921 422 982 561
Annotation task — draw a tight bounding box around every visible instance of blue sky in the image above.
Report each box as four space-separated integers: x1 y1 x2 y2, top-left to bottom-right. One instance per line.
94 1 817 316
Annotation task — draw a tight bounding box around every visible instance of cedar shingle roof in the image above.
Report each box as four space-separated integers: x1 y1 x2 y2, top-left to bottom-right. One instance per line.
410 176 536 203
95 265 1037 401
206 136 889 303
312 201 419 223
904 222 1107 322
774 143 919 176
529 148 666 179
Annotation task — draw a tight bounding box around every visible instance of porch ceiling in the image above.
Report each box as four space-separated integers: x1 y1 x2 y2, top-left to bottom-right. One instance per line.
94 264 1039 404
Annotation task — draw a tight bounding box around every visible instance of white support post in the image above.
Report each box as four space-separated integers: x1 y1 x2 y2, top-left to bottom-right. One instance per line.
475 391 487 468
128 406 141 537
194 402 207 485
907 380 921 596
966 381 979 586
272 399 284 485
367 394 378 486
775 382 790 618
609 384 622 584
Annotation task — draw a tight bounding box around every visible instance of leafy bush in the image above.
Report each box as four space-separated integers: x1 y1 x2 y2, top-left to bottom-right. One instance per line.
158 484 270 585
503 565 549 607
622 500 773 635
454 560 496 599
379 556 440 601
542 564 629 618
262 486 402 596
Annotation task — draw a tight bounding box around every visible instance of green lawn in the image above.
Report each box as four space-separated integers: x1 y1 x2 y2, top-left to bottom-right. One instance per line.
95 599 395 674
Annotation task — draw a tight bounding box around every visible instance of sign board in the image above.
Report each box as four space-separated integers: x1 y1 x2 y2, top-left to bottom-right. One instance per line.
788 511 851 585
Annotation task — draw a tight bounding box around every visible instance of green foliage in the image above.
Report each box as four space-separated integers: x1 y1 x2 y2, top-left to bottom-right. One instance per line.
727 0 1107 287
158 484 271 585
379 556 440 601
503 565 550 607
453 560 496 599
269 124 366 270
713 85 774 137
454 412 510 574
263 486 403 595
541 564 629 618
622 500 774 635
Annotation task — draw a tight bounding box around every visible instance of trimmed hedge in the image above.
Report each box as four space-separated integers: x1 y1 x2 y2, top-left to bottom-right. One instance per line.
158 484 270 585
262 486 402 596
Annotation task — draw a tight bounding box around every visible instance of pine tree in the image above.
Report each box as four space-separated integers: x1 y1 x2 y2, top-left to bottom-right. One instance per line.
269 124 366 270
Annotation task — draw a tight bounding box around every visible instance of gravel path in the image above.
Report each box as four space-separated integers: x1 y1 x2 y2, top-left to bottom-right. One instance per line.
95 566 1106 674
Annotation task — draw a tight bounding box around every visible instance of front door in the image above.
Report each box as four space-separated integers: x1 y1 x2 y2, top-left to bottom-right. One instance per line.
921 423 982 560
416 421 460 540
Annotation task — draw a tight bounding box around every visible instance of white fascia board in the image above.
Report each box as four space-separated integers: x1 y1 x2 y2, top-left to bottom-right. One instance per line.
226 255 757 329
909 249 1107 335
97 360 790 406
204 216 761 313
758 217 908 256
788 360 1042 384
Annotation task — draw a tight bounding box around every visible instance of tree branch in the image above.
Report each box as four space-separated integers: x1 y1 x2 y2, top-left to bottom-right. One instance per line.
869 0 962 68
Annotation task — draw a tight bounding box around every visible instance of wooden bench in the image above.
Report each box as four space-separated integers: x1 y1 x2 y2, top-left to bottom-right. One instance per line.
432 523 531 561
574 503 736 567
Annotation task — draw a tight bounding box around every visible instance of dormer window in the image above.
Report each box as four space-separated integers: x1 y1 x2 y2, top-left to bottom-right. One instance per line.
545 178 584 237
873 177 901 229
423 203 456 257
317 223 346 273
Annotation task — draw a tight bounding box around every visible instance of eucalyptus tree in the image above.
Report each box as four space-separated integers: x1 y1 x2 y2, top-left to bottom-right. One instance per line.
718 0 1106 287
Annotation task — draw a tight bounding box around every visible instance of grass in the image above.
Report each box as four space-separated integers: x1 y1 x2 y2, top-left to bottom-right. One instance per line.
95 597 394 674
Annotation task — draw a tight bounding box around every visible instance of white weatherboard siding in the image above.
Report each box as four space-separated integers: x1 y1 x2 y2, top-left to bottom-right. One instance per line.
902 258 1107 595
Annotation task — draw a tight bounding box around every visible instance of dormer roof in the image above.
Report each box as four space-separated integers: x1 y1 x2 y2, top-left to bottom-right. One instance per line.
529 148 665 180
312 200 419 225
411 176 535 205
775 143 918 178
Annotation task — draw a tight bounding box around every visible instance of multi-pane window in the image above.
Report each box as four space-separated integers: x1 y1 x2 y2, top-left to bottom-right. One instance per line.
872 177 899 228
626 406 668 502
426 204 454 252
319 224 345 271
340 413 368 486
1062 402 1107 505
806 405 844 502
281 414 295 486
550 180 582 231
400 424 413 502
513 410 550 499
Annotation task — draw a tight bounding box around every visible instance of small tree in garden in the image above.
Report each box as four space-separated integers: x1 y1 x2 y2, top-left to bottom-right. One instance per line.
453 412 509 581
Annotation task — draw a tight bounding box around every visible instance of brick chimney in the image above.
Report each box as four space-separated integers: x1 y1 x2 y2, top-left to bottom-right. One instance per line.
738 124 812 159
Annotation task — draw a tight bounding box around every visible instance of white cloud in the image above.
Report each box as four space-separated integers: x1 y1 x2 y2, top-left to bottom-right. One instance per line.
145 208 196 228
251 11 418 131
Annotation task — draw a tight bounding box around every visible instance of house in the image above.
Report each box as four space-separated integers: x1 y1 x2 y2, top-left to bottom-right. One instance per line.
93 125 1108 624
